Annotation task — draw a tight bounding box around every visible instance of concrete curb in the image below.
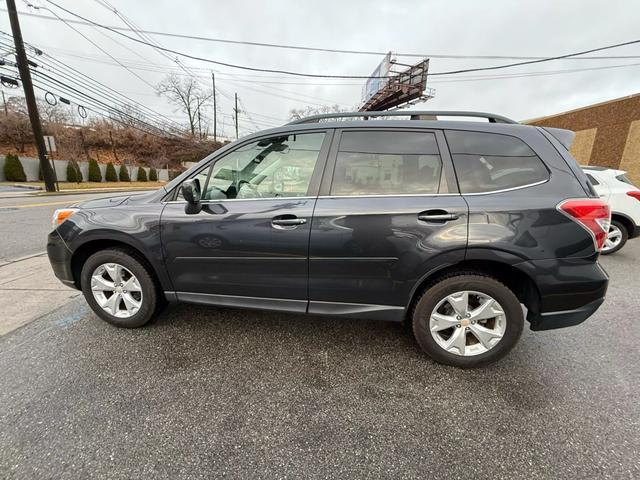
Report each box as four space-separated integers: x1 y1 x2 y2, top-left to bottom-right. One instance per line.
0 251 47 268
0 187 159 199
2 184 42 191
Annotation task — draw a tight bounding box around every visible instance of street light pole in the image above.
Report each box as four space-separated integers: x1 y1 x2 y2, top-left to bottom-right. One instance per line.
6 0 56 192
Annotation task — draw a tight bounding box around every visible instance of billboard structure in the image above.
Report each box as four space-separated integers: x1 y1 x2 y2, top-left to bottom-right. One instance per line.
360 52 435 112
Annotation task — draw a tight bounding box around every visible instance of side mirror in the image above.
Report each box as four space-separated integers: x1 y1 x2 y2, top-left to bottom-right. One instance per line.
181 178 202 214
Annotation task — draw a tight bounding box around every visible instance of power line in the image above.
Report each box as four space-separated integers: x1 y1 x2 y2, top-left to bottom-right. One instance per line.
30 70 177 136
88 0 231 137
90 0 235 138
0 33 187 134
38 2 160 90
0 44 187 137
17 32 639 118
0 32 184 126
33 46 640 88
91 1 206 86
6 6 640 61
41 1 640 79
0 63 174 137
428 62 640 83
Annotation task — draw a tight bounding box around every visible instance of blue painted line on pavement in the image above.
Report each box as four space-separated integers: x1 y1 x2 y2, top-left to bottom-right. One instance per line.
55 304 88 328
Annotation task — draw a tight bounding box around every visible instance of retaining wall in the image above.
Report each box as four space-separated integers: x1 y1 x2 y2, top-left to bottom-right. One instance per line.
0 156 169 182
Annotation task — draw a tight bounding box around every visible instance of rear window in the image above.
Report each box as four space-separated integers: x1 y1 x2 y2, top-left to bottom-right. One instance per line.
445 130 549 194
585 173 600 186
616 174 637 188
330 131 443 196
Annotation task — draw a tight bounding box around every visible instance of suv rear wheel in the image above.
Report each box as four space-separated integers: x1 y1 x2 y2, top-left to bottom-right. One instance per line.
412 274 524 368
80 248 162 328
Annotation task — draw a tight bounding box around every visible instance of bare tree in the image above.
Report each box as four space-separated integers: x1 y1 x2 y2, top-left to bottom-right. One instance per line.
1 113 33 152
289 104 351 121
156 74 212 139
37 99 70 125
109 103 147 130
5 96 28 116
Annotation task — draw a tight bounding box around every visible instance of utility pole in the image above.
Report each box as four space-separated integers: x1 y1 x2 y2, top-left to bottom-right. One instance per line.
234 93 239 140
6 0 56 192
196 98 202 140
1 89 7 116
211 71 216 143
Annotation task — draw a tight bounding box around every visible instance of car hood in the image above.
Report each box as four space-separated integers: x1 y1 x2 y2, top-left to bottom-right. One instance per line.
75 189 163 209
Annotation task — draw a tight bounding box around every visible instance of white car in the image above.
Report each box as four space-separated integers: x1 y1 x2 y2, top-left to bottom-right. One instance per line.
582 166 640 254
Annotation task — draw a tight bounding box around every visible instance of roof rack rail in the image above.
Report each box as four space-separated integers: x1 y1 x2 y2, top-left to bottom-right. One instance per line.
287 110 518 125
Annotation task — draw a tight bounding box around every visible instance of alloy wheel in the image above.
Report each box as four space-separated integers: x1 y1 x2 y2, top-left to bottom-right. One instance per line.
91 263 143 318
429 290 506 356
602 224 623 253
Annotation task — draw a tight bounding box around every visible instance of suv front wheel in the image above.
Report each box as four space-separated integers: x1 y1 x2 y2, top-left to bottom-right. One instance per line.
81 248 163 328
412 274 524 368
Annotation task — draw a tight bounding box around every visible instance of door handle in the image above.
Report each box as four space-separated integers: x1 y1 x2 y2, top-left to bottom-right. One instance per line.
272 215 307 228
417 212 459 223
273 218 307 226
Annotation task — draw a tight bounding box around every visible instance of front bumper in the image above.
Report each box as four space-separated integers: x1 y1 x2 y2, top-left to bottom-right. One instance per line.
47 229 77 289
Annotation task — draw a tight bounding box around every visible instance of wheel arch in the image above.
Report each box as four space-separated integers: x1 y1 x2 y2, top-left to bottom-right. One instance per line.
406 259 541 323
611 211 634 236
70 238 168 293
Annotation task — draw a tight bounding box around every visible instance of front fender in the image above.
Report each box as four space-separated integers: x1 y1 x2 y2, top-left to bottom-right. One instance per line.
57 204 172 291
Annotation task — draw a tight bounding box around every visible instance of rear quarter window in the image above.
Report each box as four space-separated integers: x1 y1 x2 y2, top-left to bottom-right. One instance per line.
616 174 638 188
445 130 549 194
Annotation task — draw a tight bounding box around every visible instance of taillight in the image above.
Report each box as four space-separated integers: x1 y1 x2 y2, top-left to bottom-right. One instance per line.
557 199 611 252
627 191 640 201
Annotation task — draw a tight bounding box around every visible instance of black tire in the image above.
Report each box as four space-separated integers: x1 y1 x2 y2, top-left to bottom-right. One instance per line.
412 274 524 368
600 219 628 255
80 248 162 328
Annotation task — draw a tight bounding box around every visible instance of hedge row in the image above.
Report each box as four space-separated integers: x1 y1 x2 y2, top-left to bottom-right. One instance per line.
3 154 26 182
2 155 162 182
66 162 82 183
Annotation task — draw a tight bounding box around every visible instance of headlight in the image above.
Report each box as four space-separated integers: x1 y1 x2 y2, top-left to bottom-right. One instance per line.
52 208 79 229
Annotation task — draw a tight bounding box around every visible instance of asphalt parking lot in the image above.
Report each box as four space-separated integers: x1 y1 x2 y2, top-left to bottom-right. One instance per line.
1 242 639 479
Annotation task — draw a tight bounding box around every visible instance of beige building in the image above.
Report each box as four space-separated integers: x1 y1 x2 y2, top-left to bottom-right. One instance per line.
528 93 640 182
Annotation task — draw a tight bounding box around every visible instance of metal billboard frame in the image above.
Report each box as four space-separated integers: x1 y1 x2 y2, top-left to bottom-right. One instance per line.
360 57 434 112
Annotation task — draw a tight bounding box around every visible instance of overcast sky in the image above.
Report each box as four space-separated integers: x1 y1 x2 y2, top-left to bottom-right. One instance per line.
1 0 639 138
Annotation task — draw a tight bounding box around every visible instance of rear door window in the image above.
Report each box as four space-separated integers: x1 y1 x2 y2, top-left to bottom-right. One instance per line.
330 130 443 196
445 130 549 194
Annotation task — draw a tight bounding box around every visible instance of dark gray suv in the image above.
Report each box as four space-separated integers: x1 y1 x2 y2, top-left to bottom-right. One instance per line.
47 111 610 367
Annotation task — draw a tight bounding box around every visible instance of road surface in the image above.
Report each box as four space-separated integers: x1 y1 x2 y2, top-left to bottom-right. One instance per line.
0 234 638 478
0 191 151 263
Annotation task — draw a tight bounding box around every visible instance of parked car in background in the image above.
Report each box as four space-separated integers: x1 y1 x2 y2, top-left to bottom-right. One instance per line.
47 111 611 368
583 166 640 254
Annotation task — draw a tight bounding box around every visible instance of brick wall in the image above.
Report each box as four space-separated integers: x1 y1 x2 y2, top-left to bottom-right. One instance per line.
528 93 640 182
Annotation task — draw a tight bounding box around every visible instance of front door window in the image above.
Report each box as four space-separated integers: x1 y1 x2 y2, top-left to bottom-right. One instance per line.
201 132 326 201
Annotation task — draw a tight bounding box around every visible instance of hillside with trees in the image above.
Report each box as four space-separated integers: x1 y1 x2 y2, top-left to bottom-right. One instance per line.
0 94 224 173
